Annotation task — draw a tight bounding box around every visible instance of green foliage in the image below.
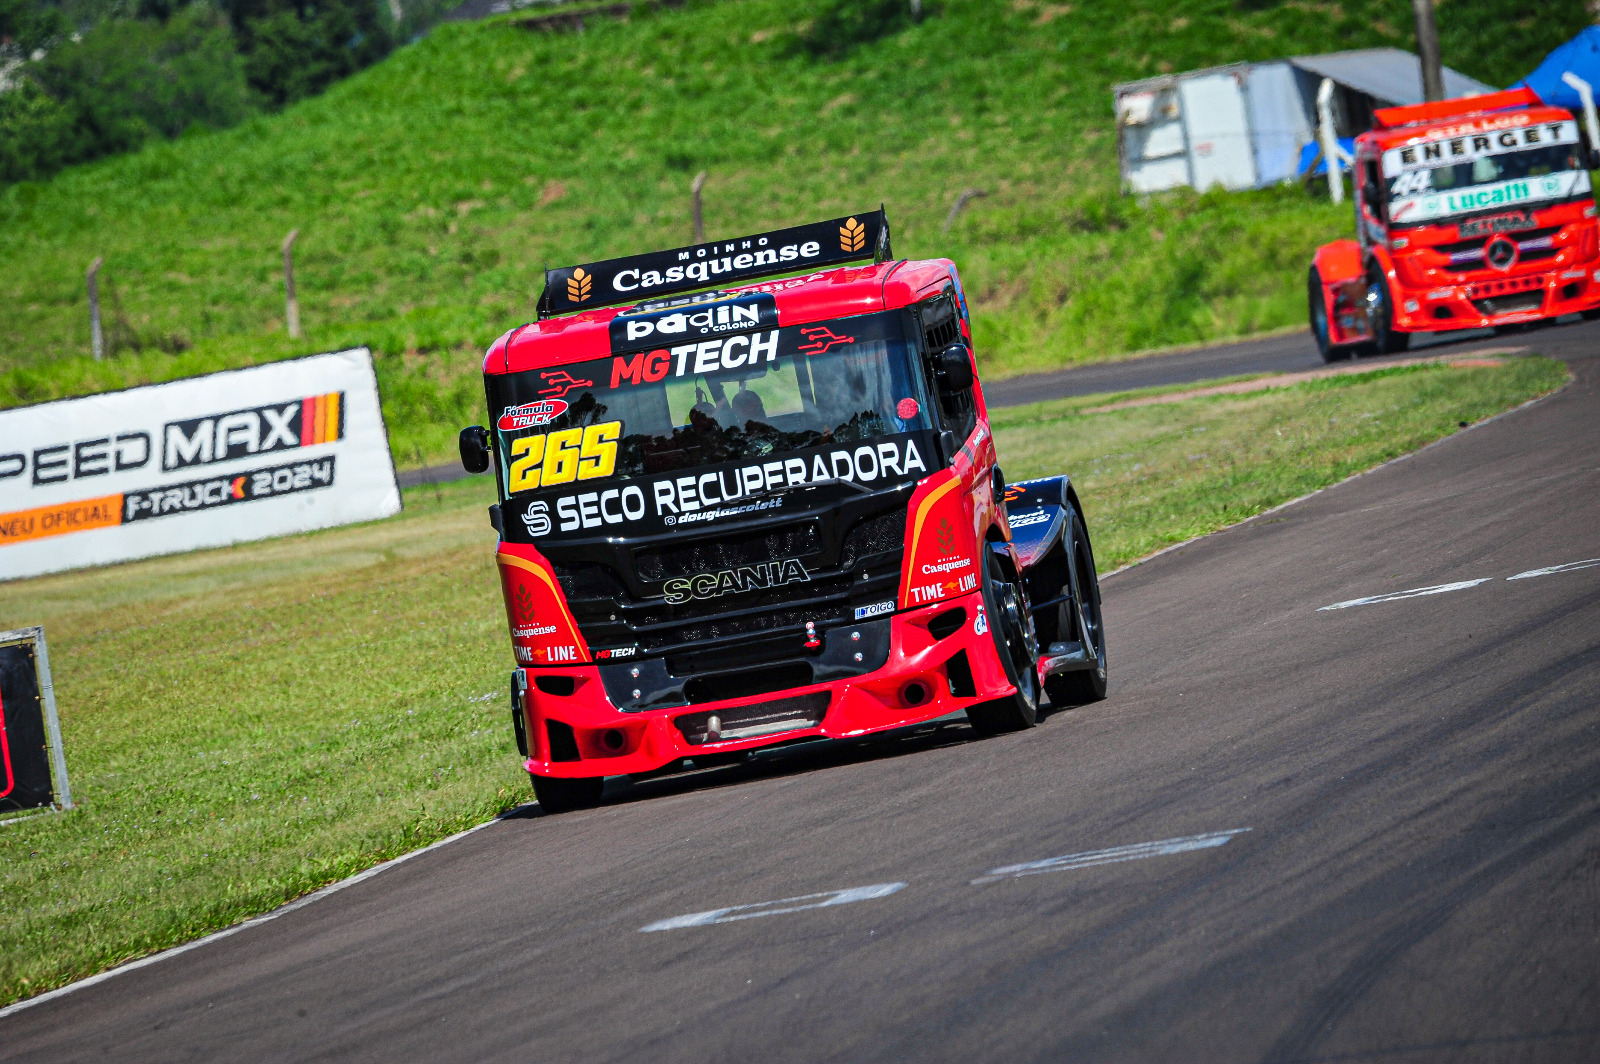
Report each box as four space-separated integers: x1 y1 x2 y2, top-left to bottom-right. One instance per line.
225 0 396 107
1 4 255 181
0 0 71 51
799 0 921 57
34 6 254 143
0 0 403 183
0 77 77 181
1434 0 1591 90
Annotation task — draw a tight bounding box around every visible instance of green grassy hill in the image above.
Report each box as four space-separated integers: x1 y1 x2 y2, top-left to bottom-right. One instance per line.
0 0 1584 465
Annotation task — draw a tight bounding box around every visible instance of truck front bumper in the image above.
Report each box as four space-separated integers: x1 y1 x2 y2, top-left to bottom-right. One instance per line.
518 591 1014 778
1389 266 1600 333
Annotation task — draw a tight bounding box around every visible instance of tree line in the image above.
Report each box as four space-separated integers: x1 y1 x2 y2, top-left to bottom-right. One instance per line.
0 0 448 183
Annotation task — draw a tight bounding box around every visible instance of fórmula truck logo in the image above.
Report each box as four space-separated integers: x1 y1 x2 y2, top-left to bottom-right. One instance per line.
498 399 569 431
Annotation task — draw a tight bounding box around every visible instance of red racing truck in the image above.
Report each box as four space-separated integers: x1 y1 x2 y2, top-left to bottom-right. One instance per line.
1309 86 1600 359
458 210 1108 811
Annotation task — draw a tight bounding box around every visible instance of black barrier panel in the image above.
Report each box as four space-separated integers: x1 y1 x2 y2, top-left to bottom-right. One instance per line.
538 210 892 317
0 640 54 812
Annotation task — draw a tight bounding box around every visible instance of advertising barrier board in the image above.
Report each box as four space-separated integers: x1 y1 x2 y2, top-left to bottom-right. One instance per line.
0 349 401 580
0 627 70 814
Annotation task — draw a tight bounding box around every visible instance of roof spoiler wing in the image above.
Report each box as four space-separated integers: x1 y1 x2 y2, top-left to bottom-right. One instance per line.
536 208 892 318
1373 87 1542 129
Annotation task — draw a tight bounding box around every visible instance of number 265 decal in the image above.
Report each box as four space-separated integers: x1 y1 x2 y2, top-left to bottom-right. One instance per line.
507 421 621 492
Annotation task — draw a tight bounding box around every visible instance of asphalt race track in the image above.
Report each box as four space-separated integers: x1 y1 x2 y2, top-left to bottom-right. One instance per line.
979 315 1600 404
6 332 1599 1062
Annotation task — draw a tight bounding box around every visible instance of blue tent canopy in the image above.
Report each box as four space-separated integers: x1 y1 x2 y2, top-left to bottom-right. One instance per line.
1514 25 1600 107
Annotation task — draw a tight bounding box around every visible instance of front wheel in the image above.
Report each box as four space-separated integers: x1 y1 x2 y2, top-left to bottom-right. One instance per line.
531 773 604 813
967 551 1041 737
1044 509 1108 707
1367 271 1411 355
1309 266 1348 363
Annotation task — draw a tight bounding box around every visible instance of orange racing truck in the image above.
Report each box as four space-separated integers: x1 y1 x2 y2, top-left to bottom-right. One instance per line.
1309 86 1600 359
458 211 1108 812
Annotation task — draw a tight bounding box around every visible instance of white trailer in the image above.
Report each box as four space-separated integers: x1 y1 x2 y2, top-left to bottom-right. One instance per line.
1113 48 1494 194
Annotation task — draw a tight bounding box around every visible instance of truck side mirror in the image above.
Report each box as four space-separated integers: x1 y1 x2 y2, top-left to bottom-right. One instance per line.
936 343 974 392
459 425 490 473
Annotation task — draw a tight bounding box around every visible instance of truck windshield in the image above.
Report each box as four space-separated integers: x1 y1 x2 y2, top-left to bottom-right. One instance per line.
1386 137 1590 227
488 309 937 538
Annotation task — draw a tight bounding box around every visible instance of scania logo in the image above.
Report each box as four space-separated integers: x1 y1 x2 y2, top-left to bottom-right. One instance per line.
1485 237 1518 271
662 559 811 605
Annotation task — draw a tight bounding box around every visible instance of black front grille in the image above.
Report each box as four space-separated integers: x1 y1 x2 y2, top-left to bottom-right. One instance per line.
674 692 830 745
1472 290 1544 316
549 497 911 664
924 314 960 351
1436 226 1561 274
636 521 822 581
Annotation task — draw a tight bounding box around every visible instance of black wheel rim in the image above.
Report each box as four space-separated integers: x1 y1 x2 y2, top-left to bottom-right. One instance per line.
993 565 1039 706
1073 534 1106 678
1368 278 1391 344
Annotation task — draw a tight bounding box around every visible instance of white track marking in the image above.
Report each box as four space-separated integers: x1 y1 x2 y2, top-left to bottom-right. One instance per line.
0 815 505 1020
640 882 906 932
1317 579 1491 611
1508 558 1600 580
972 829 1251 884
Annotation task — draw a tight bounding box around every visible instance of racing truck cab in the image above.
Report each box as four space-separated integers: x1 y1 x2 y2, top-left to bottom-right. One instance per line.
460 211 1108 811
1309 86 1600 359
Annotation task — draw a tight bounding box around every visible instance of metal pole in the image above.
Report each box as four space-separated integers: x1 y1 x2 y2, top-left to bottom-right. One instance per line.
690 171 707 244
1411 0 1445 103
282 229 301 340
1562 72 1600 168
29 627 73 810
1317 79 1344 205
86 257 103 360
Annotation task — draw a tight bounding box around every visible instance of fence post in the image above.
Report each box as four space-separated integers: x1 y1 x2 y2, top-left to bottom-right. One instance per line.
282 229 301 340
87 257 104 360
1410 0 1444 103
943 188 988 233
691 171 707 244
1317 79 1344 206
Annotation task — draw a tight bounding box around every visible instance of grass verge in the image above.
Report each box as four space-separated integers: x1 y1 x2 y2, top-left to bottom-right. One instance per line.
0 355 1567 1006
993 357 1569 570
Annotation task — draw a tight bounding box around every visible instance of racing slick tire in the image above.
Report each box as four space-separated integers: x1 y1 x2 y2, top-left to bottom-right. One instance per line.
1367 268 1410 355
1309 267 1350 363
966 551 1042 737
1043 509 1108 708
531 773 604 813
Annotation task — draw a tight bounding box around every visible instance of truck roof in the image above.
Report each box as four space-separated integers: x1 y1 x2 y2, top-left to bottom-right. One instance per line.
1363 86 1574 151
485 257 960 375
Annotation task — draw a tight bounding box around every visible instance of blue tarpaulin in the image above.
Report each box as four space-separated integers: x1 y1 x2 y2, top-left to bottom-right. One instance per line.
1514 26 1600 107
1297 138 1356 178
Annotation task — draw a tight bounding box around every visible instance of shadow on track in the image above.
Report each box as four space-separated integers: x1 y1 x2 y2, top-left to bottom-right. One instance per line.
499 696 1095 817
